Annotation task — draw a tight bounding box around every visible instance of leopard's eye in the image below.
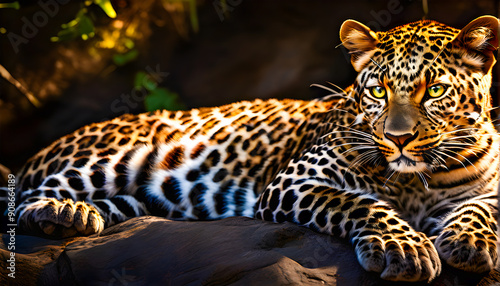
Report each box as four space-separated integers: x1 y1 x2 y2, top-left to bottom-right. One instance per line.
427 84 446 98
369 86 387 98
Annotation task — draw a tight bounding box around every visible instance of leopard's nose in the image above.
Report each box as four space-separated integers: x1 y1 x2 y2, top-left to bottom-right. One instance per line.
385 132 417 148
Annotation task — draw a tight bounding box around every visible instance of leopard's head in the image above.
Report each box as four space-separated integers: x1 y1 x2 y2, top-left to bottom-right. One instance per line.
340 16 499 176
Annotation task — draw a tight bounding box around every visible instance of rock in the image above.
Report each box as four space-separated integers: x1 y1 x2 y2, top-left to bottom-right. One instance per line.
1 216 499 286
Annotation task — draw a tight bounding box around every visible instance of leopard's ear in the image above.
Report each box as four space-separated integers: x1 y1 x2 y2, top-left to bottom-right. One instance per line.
340 20 379 72
452 16 499 73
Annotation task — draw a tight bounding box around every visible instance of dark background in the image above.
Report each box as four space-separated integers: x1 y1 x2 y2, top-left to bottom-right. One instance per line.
0 0 499 173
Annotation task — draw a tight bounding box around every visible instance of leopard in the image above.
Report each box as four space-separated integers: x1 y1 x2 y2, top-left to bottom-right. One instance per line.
5 16 500 282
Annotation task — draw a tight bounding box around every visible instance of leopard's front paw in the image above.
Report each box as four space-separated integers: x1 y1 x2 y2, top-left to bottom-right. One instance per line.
18 198 105 237
435 225 498 273
354 232 441 282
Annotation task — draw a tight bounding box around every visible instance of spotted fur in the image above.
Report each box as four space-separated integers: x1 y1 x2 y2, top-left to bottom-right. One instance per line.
8 16 500 282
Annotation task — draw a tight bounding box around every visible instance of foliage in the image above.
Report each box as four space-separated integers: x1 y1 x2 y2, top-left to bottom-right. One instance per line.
112 49 139 66
134 71 186 112
0 1 19 10
1 0 197 112
0 0 19 34
51 0 116 42
93 0 116 18
144 88 186 112
51 9 95 41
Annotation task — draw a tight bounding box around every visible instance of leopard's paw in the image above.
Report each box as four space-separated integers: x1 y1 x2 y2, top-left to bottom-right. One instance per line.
18 198 105 237
435 225 498 273
354 232 441 282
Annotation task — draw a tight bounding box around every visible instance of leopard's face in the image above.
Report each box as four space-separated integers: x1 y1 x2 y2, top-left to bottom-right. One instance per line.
340 17 499 174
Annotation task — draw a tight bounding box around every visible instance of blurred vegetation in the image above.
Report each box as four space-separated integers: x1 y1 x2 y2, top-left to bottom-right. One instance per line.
0 0 200 113
0 1 19 10
135 70 186 111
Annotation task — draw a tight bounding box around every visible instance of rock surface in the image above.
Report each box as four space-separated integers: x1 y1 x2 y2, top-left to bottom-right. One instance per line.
0 216 499 286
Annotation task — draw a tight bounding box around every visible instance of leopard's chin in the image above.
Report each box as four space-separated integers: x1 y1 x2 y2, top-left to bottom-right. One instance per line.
388 156 428 173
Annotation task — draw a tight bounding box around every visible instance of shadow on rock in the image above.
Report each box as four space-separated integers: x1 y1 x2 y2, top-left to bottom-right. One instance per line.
0 216 498 285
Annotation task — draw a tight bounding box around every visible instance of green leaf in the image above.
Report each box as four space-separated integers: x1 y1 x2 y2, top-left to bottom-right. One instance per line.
0 2 20 9
124 38 135 49
51 27 78 42
94 0 117 18
133 71 157 90
78 14 95 36
144 88 186 111
51 8 95 42
134 71 148 89
112 49 138 66
61 18 79 29
187 0 198 33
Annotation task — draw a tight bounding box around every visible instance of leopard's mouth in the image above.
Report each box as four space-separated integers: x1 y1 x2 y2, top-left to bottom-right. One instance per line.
388 155 428 173
394 155 417 166
379 136 443 173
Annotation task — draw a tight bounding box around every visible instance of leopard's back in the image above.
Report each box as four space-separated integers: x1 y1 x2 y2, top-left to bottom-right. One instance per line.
15 97 341 225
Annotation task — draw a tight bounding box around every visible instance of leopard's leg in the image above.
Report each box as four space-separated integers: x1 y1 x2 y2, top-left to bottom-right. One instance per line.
255 183 441 282
16 188 147 237
433 197 498 273
16 195 104 237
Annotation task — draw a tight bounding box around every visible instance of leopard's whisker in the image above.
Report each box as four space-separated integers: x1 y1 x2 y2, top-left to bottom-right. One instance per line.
441 143 483 152
437 148 479 173
347 149 380 171
442 140 500 158
326 129 373 139
370 58 387 75
331 141 375 150
426 150 448 169
443 140 482 146
441 144 498 160
432 149 470 172
321 130 373 141
383 169 398 188
489 117 500 123
454 130 500 136
392 170 403 185
487 105 500 113
441 128 479 135
326 81 348 93
323 135 374 144
323 108 358 120
310 82 347 94
310 84 353 101
340 145 378 156
347 148 378 163
416 171 429 190
424 45 445 76
444 135 492 141
323 125 373 138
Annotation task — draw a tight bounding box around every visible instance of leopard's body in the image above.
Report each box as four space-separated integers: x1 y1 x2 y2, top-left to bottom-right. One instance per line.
8 16 500 282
